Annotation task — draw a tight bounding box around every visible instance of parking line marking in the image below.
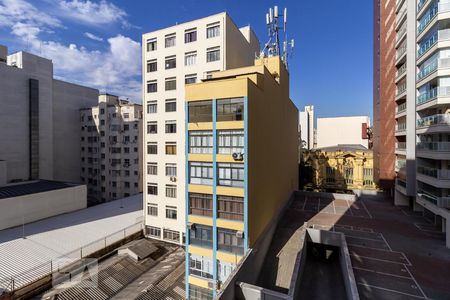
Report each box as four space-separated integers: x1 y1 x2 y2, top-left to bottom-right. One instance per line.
380 233 392 251
360 199 373 219
353 266 411 280
341 234 384 242
350 254 408 266
404 265 429 299
357 283 427 299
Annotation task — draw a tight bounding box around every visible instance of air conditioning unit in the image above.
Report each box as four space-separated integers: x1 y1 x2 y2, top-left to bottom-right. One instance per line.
207 280 219 290
170 176 177 182
187 222 195 230
232 152 244 161
236 231 244 239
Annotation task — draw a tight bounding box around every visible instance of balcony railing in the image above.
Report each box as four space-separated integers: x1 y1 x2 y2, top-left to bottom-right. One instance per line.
396 63 407 78
418 29 450 58
418 166 450 179
396 83 407 96
396 43 407 60
396 8 407 27
396 177 407 188
396 123 407 131
396 102 407 114
397 22 407 43
417 190 450 208
395 159 406 170
417 86 450 105
417 141 450 151
417 59 438 81
417 114 450 128
396 142 406 150
418 0 428 12
418 4 438 34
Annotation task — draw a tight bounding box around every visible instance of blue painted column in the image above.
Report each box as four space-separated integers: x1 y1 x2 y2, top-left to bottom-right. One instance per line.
185 102 190 299
212 98 218 297
244 96 249 252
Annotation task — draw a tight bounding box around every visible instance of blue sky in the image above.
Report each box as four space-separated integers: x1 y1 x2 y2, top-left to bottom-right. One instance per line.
0 0 373 119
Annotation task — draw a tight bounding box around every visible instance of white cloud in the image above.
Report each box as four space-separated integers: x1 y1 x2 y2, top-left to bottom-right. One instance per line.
84 32 103 42
0 0 61 28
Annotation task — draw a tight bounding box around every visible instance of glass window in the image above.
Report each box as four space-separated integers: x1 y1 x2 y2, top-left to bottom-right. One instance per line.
217 195 244 221
207 46 220 62
147 142 157 154
147 101 157 114
165 120 177 133
165 33 176 48
217 97 244 121
218 130 244 154
163 229 180 242
217 260 235 283
147 80 157 93
165 99 176 112
146 38 157 51
147 162 157 175
207 23 220 38
166 185 177 199
189 162 213 185
147 203 158 216
218 163 244 187
189 131 213 154
189 285 213 300
217 228 244 255
185 74 197 84
189 254 213 279
189 193 212 217
189 225 213 248
147 121 157 134
165 56 176 69
185 51 197 66
185 28 197 43
147 59 157 72
326 167 336 183
146 226 161 237
147 183 157 195
165 142 177 155
166 163 177 176
165 205 177 218
188 100 212 123
165 77 176 91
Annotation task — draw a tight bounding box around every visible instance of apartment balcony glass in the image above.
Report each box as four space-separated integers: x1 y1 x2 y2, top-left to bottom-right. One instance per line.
217 163 244 188
418 166 450 179
189 254 213 279
418 29 450 58
217 130 244 154
396 82 407 96
189 193 213 217
417 86 450 104
189 162 213 185
396 142 407 150
217 195 244 221
189 131 213 154
217 97 244 122
417 113 450 128
395 159 407 170
396 102 407 114
217 228 244 255
396 8 407 27
396 63 407 79
418 3 438 34
189 225 213 249
417 141 450 151
417 190 450 208
188 100 212 123
417 58 438 81
396 43 407 60
418 0 427 12
396 22 407 43
396 122 407 131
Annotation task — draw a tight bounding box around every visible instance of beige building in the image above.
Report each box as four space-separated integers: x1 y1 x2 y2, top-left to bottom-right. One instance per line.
80 94 143 205
316 116 370 149
142 13 260 245
299 105 314 150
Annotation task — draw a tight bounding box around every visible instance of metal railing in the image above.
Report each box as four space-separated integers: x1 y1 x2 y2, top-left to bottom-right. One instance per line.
396 142 406 150
396 63 407 79
396 123 407 131
418 4 438 34
417 141 450 151
396 102 407 114
418 166 450 179
396 43 407 60
417 86 450 105
396 82 407 96
418 190 450 208
0 221 143 293
417 114 450 128
396 22 407 43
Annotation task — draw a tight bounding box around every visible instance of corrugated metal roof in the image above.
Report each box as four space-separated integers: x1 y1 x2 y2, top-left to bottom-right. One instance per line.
0 180 77 199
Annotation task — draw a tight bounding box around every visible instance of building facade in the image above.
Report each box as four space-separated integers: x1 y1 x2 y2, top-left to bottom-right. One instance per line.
299 105 315 149
0 44 98 185
316 116 371 149
184 56 298 299
80 94 143 205
142 13 260 245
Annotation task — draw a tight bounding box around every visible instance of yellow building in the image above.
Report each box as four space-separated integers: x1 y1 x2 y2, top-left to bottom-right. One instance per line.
305 145 376 191
184 56 298 299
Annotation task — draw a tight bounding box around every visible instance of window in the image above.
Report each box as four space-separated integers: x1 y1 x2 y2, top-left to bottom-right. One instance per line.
163 229 180 242
165 99 176 112
185 51 197 66
217 97 244 121
217 260 235 283
147 121 157 134
147 142 157 154
344 167 354 184
189 285 213 300
165 33 176 48
189 254 213 279
188 100 212 123
189 131 213 154
207 46 220 62
166 185 177 198
185 28 197 43
165 142 177 155
147 101 157 114
206 70 219 79
147 203 158 216
189 193 212 217
165 120 176 133
166 163 177 176
189 225 212 248
147 183 158 195
218 163 244 187
146 38 157 51
146 226 161 237
218 130 244 154
147 162 157 175
185 74 197 84
218 195 244 221
123 124 129 131
207 23 220 38
147 80 157 93
165 56 176 69
165 77 176 91
147 59 157 72
165 205 177 219
326 167 336 183
123 113 129 119
189 162 213 185
217 228 244 255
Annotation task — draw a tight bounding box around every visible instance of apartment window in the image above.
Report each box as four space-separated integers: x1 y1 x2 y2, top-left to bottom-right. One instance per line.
185 74 197 84
147 80 157 93
146 38 157 51
218 163 244 187
189 131 213 154
165 120 177 133
147 121 157 134
123 113 129 119
165 77 176 91
217 260 236 284
218 130 244 154
124 170 130 176
189 225 213 248
218 196 244 221
185 28 197 43
189 254 213 279
207 47 220 62
207 23 220 38
206 70 219 79
165 33 176 48
165 205 177 219
326 167 336 183
166 163 177 176
189 285 213 300
146 226 161 237
147 162 157 175
217 228 244 255
123 124 129 131
147 59 157 72
166 185 177 198
188 100 213 123
165 99 176 112
147 142 157 154
189 193 213 217
147 101 157 114
147 203 158 216
185 51 197 66
344 167 354 184
165 142 176 155
189 162 213 185
165 56 176 69
147 183 158 195
163 229 180 242
217 97 244 121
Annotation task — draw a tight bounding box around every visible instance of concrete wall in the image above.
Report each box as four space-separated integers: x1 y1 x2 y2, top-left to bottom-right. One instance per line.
317 116 370 149
0 161 6 186
0 185 87 230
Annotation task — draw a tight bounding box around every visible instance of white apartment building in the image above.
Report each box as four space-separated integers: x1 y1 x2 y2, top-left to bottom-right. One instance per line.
299 105 314 149
142 13 260 244
316 116 371 149
80 94 143 205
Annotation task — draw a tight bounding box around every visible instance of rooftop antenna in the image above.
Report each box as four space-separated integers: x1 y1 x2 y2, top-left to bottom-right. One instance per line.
260 5 295 69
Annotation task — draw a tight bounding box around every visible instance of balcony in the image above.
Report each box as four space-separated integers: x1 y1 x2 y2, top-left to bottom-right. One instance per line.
396 102 407 114
417 4 438 35
395 123 407 132
417 59 438 81
396 8 407 29
396 63 407 80
396 82 407 97
417 190 450 208
418 29 450 61
418 0 428 12
396 22 407 44
395 158 406 172
418 166 450 180
417 113 450 129
417 86 450 105
417 142 450 159
395 142 407 151
396 43 407 61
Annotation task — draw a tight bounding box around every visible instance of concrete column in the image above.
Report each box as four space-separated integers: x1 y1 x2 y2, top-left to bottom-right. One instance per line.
394 190 409 206
413 199 424 212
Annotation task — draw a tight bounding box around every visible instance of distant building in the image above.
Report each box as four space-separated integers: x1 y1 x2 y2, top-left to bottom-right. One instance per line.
316 116 370 149
299 105 314 149
80 94 143 205
304 144 375 191
184 56 298 298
